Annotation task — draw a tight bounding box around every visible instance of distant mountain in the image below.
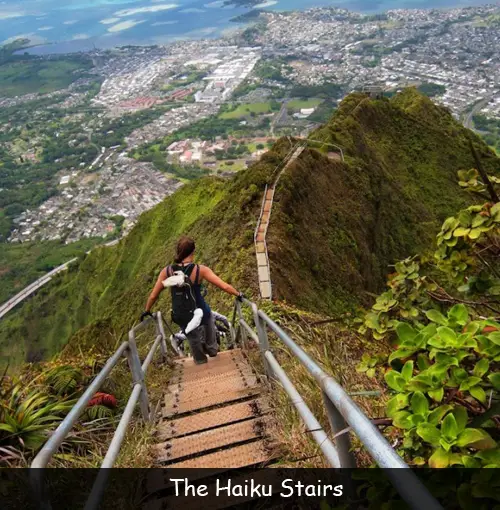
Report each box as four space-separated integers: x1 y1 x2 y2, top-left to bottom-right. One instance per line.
1 88 498 369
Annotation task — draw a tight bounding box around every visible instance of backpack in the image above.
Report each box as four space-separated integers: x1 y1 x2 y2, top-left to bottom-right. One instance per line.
167 264 199 330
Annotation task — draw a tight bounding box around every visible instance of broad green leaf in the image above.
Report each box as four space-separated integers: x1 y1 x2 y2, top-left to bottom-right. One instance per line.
469 386 487 404
417 354 431 371
428 405 453 425
488 373 500 390
388 348 417 363
468 228 483 239
488 332 500 346
426 309 448 326
457 428 497 450
437 326 458 346
392 411 413 430
459 376 482 391
464 322 480 335
384 371 406 392
475 449 500 465
416 423 441 447
462 456 481 468
410 391 429 416
448 304 469 325
401 360 414 382
395 322 417 344
452 406 468 433
429 447 450 468
440 438 454 452
428 388 444 402
387 394 409 418
454 227 470 237
409 414 426 427
441 413 459 442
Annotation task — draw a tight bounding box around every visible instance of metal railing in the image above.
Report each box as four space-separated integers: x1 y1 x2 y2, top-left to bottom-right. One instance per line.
30 312 169 510
232 297 442 510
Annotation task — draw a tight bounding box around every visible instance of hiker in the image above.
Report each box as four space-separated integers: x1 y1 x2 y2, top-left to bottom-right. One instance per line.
169 310 231 357
141 236 244 365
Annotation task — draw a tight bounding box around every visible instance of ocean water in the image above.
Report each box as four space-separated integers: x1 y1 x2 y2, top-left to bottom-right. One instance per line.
0 0 493 54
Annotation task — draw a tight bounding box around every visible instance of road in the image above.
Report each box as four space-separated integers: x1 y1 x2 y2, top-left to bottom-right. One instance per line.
0 258 78 320
464 97 491 131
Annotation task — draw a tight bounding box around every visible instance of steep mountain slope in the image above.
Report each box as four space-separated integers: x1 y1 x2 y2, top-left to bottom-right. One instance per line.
1 89 498 368
267 89 499 314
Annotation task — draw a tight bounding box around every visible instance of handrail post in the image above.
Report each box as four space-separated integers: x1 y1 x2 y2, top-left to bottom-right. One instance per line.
322 390 356 468
155 312 167 361
250 302 272 378
127 330 150 421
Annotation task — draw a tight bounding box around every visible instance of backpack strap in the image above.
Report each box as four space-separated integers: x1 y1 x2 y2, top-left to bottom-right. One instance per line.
166 265 173 277
195 264 200 285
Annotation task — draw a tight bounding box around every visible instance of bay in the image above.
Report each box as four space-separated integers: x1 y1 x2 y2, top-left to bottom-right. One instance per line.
0 0 493 54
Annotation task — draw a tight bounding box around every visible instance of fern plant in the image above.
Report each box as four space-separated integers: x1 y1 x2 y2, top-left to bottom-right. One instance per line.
0 379 75 451
45 365 85 396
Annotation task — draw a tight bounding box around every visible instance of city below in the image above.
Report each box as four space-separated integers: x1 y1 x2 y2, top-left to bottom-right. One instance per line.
1 4 500 245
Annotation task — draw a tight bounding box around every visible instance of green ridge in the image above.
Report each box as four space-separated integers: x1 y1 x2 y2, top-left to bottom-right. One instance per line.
1 89 498 369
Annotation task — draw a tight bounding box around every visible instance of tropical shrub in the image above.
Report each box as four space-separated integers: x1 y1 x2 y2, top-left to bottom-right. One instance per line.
359 169 500 470
0 378 75 450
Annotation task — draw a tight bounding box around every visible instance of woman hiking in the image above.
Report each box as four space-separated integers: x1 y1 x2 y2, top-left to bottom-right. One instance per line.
141 236 244 365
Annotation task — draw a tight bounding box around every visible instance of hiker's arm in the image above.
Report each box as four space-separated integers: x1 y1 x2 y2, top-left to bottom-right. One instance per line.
201 266 240 297
145 268 167 312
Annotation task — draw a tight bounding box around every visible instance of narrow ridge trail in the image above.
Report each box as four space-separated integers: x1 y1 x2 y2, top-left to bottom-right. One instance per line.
255 144 305 299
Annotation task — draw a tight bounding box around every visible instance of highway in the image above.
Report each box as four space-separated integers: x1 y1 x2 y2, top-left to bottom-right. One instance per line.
0 258 78 320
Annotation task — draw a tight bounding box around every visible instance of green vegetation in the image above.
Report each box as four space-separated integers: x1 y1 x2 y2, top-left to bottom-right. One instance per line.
0 40 94 98
3 89 498 372
287 98 323 112
2 89 500 480
132 115 271 173
219 102 278 119
417 82 447 98
254 58 292 83
307 100 337 123
357 171 499 475
269 89 498 315
289 82 345 100
473 114 500 153
0 238 103 303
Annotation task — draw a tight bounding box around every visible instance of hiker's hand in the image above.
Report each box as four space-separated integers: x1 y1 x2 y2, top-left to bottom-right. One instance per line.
236 292 245 302
140 311 154 322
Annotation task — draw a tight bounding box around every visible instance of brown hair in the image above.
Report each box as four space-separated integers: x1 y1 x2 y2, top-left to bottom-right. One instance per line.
175 236 195 263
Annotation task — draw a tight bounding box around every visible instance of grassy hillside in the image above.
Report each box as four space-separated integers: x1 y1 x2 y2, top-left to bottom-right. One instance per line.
0 139 296 369
267 89 499 314
2 89 498 370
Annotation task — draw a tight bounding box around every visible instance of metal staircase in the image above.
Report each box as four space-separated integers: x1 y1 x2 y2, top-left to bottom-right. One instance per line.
30 301 441 510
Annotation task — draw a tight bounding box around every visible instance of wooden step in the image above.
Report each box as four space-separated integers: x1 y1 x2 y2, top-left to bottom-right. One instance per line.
163 386 260 417
165 439 273 469
154 417 269 463
157 398 269 440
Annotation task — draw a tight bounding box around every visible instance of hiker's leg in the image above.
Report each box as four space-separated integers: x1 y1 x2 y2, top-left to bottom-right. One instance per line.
185 326 207 364
204 313 218 357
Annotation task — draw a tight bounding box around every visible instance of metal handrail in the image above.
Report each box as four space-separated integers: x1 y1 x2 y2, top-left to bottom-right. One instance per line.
233 298 442 510
30 312 169 509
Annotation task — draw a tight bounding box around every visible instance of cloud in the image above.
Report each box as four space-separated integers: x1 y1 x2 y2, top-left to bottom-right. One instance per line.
151 20 179 26
114 4 178 17
100 17 121 25
180 8 205 13
0 9 27 20
2 33 47 46
107 20 146 33
254 0 277 7
37 26 54 31
204 1 225 7
63 20 78 25
72 34 90 40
